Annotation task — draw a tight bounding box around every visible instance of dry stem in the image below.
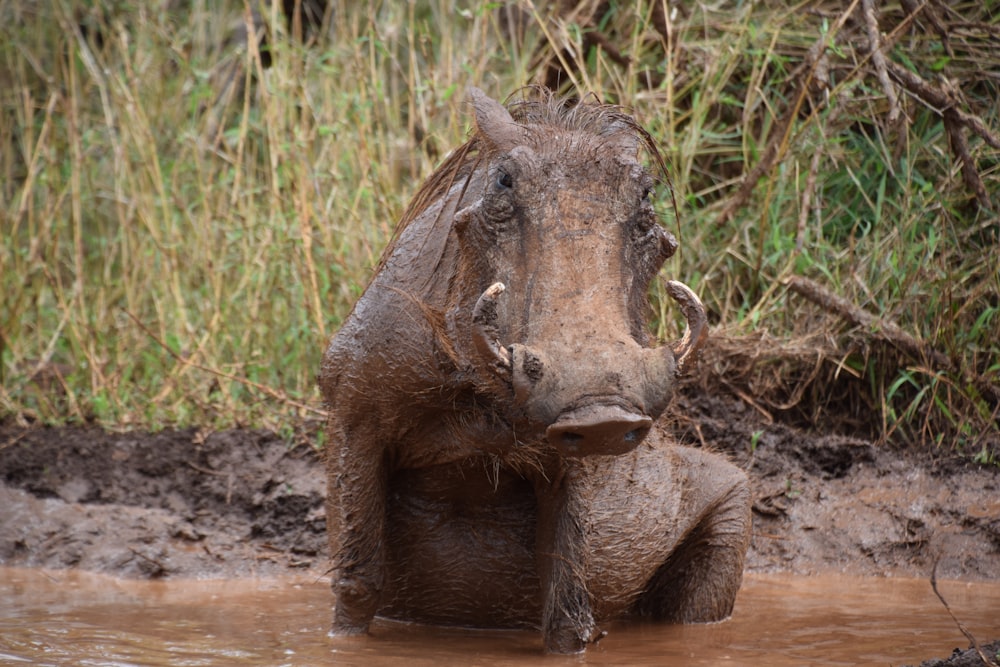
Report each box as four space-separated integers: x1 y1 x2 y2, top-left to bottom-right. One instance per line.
717 0 860 226
125 310 327 419
931 558 995 667
860 0 901 123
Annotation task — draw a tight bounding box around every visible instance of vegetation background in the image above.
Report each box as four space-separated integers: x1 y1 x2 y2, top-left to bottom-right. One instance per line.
1 0 997 459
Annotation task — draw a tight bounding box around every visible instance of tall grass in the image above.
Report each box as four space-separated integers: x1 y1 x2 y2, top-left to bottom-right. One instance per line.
1 2 524 430
1 1 997 452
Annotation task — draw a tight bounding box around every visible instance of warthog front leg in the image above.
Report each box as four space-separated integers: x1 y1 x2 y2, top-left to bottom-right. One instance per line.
535 463 601 654
325 419 388 635
632 446 751 622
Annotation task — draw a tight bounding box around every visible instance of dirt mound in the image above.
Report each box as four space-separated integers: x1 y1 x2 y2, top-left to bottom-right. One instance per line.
672 392 1000 582
0 426 326 578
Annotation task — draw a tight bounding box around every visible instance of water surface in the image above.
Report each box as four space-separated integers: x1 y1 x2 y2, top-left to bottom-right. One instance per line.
2 568 998 666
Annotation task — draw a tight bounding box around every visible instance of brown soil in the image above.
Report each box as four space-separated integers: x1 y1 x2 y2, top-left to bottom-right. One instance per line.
1 391 998 665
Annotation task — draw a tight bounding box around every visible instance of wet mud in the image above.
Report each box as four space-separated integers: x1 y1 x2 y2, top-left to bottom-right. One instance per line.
1 391 998 664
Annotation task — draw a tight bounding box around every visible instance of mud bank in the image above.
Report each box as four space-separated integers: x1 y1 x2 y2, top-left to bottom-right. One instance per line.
1 392 998 664
2 392 999 581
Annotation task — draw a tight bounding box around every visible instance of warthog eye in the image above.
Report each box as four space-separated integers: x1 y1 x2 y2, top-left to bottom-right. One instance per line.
497 170 513 190
641 185 653 203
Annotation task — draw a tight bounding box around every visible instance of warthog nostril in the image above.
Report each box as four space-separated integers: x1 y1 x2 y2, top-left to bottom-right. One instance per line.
624 427 648 443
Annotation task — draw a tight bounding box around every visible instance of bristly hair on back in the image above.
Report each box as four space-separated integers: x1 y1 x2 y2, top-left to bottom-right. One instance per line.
376 86 675 276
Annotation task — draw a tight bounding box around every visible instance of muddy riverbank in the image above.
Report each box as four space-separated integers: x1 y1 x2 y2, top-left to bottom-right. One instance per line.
3 394 996 582
1 390 998 664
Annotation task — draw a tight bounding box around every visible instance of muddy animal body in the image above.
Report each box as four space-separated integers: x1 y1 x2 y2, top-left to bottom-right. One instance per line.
320 87 751 653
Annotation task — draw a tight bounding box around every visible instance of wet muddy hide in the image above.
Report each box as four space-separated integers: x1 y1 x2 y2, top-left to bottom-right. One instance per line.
319 87 752 653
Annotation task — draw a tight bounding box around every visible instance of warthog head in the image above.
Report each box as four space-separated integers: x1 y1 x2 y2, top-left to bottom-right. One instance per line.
455 88 707 457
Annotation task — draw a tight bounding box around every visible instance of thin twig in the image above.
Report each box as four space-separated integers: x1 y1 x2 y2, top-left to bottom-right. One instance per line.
0 431 28 452
128 547 168 575
931 558 994 667
861 0 901 123
788 277 1000 412
186 460 226 476
868 2 996 208
885 57 996 209
124 310 327 418
728 385 775 424
945 107 991 207
796 146 823 251
900 0 952 56
797 101 841 251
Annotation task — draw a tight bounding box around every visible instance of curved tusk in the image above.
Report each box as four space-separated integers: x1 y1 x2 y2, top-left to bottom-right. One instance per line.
665 280 708 374
472 282 512 373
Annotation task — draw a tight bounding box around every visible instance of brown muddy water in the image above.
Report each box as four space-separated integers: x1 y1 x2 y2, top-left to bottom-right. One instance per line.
1 568 998 666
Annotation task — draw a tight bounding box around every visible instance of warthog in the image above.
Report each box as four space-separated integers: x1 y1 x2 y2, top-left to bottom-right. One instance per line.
320 87 751 653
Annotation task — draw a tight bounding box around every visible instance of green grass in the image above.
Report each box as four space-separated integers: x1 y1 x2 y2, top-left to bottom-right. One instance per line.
1 1 997 452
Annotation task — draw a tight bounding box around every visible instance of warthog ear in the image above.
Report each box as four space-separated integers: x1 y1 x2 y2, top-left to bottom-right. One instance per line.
468 87 526 153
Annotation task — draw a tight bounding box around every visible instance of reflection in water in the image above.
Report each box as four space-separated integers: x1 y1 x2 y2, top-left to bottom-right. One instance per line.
1 568 998 666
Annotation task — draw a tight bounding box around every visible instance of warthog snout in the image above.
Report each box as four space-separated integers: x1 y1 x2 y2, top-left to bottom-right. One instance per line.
546 404 653 457
472 279 708 456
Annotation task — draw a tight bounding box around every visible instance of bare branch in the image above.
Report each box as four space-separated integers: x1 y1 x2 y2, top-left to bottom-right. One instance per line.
785 276 952 370
885 59 1000 149
861 0 901 123
945 108 990 208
